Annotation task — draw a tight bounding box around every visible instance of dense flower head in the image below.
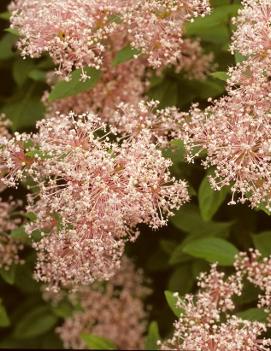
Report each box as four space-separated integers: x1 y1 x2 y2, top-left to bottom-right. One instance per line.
176 0 271 212
161 257 271 351
172 265 243 329
181 78 271 209
231 0 271 76
235 250 271 326
56 257 150 349
9 0 210 77
123 0 211 68
25 111 189 232
9 0 123 77
162 315 270 351
0 132 36 187
0 111 189 289
34 229 124 291
0 198 24 270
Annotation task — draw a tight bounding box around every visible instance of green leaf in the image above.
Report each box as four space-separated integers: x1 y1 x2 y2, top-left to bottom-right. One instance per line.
182 237 238 266
148 79 179 108
24 212 37 222
4 28 20 36
0 265 16 284
1 84 45 130
14 258 40 295
25 148 51 160
170 204 208 232
0 302 10 327
197 79 225 99
171 205 233 237
185 4 240 44
164 291 183 318
13 306 58 339
251 231 271 256
256 203 271 216
149 73 165 88
198 174 228 221
10 227 29 243
169 244 192 265
0 12 11 20
36 56 54 70
168 264 194 295
237 308 268 322
51 300 73 318
210 71 228 81
145 322 160 350
235 52 247 64
81 334 117 350
159 80 178 107
112 45 141 66
169 227 232 266
0 33 17 60
48 67 101 101
13 59 37 86
234 280 260 305
162 139 185 169
192 260 210 279
28 69 46 82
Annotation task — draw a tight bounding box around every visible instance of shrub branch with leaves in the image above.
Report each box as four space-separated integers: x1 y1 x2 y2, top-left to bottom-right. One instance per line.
0 0 271 350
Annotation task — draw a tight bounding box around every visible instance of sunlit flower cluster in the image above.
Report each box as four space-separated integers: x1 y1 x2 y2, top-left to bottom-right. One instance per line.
181 0 271 210
10 0 210 77
122 0 211 68
231 0 271 77
181 79 271 208
161 254 271 351
235 250 271 326
0 111 188 290
56 257 149 349
9 0 123 78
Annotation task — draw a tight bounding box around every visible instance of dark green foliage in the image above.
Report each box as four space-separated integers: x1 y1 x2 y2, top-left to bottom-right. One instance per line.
1 0 271 349
144 322 160 350
48 67 101 101
80 334 117 350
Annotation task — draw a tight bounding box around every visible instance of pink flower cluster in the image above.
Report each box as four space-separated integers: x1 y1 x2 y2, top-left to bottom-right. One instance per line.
44 43 213 142
9 0 123 77
9 0 210 77
231 0 271 78
56 257 149 350
44 38 148 120
181 79 271 208
235 250 271 326
121 0 211 68
180 0 271 210
0 111 189 290
161 253 271 351
0 198 24 271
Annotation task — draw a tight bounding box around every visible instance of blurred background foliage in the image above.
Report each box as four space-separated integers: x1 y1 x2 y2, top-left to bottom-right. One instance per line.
1 0 271 349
